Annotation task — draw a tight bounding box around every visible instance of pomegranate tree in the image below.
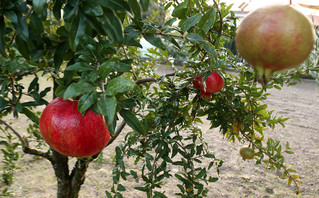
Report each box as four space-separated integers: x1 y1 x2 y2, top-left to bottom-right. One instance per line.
193 72 224 98
235 4 315 83
39 97 110 158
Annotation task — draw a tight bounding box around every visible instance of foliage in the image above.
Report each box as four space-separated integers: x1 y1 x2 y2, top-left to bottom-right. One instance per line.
0 0 317 197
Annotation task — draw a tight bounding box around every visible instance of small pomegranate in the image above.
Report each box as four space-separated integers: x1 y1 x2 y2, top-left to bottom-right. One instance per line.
193 72 224 98
39 97 110 158
235 4 315 83
240 147 255 160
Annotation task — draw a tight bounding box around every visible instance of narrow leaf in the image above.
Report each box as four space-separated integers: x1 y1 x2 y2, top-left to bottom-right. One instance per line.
143 33 166 50
69 11 87 51
63 81 97 99
65 62 95 72
97 9 123 43
78 91 100 114
180 13 202 32
54 41 69 70
128 0 141 19
83 0 103 16
33 0 46 14
186 33 203 42
105 77 136 96
97 0 131 13
0 16 6 56
95 95 117 124
140 0 150 12
120 109 146 135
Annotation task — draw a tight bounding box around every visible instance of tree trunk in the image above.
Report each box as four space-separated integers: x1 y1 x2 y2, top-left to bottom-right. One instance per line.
50 149 91 198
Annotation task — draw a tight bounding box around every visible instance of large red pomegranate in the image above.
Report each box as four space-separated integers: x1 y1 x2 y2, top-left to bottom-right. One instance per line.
235 4 315 83
193 72 224 98
39 97 110 158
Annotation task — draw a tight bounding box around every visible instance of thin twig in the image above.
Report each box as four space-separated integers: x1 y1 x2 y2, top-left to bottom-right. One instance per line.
212 0 223 45
135 72 176 85
243 135 301 194
0 119 52 161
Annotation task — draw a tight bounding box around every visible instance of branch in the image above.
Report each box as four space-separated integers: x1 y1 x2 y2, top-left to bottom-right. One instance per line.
106 120 127 146
135 72 176 85
0 119 52 161
212 0 223 45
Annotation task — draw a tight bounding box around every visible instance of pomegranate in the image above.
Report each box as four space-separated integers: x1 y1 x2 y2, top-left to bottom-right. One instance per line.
193 72 224 98
39 97 110 158
239 147 255 160
235 4 315 83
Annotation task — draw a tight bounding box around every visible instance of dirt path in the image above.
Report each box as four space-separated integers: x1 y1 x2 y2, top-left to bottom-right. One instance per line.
0 67 318 197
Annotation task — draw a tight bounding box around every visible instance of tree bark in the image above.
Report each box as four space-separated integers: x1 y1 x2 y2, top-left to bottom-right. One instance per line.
50 149 98 198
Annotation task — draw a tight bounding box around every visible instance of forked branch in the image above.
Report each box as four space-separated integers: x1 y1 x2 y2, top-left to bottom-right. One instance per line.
0 119 52 161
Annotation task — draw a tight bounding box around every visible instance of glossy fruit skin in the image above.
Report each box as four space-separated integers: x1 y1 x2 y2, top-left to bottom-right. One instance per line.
193 72 224 98
39 97 110 158
239 147 255 160
235 4 315 82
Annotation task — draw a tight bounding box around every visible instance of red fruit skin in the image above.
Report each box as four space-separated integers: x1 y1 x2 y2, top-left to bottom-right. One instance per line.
235 4 315 81
193 72 224 98
39 97 110 158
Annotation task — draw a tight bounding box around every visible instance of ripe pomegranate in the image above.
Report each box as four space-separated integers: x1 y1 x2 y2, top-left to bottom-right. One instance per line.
239 147 255 160
39 97 110 158
235 4 315 83
193 72 224 98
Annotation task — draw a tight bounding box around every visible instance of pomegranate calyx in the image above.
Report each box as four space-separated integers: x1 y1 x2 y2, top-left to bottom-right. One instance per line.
254 65 274 85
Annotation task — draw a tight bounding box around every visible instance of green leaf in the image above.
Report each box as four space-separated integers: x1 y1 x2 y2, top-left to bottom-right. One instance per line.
117 184 126 191
0 97 9 110
53 0 63 20
94 95 117 124
97 0 131 13
140 0 150 12
208 176 218 182
97 9 123 43
65 62 96 72
180 13 202 32
186 33 203 42
33 0 46 14
0 16 6 56
202 41 217 58
14 12 29 41
55 85 67 98
105 191 112 198
198 8 216 33
128 0 141 19
15 35 30 60
82 0 103 16
99 61 113 79
120 109 146 135
54 41 69 70
162 35 180 50
63 81 97 99
69 11 87 51
172 1 188 19
105 77 136 96
164 17 177 27
4 10 18 23
143 33 166 50
78 91 100 114
17 107 39 124
29 13 44 36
